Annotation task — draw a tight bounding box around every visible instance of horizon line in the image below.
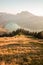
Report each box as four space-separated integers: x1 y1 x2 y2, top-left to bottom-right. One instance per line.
0 11 43 17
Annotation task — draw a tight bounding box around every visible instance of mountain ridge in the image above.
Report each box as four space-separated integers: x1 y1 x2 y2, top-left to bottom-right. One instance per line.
0 11 43 32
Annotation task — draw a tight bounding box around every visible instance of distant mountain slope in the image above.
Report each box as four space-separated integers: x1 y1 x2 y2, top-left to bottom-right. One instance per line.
0 27 7 35
0 11 43 32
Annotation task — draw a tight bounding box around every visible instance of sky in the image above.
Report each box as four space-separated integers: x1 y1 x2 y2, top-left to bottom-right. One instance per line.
0 0 43 16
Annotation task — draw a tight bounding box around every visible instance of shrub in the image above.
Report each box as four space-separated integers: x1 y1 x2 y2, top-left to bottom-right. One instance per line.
37 31 43 39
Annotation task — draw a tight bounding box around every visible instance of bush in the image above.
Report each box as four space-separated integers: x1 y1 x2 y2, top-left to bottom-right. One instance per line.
37 31 43 39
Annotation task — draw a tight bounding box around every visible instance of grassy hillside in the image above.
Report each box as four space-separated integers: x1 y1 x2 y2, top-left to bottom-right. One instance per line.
0 35 43 65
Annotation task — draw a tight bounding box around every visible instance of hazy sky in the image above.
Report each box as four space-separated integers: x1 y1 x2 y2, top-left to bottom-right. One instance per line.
0 0 43 16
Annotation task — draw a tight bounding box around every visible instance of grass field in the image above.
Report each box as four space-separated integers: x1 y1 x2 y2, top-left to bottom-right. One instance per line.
0 35 43 65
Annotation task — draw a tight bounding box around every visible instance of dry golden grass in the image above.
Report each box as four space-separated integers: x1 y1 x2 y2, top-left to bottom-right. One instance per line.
0 35 43 65
0 35 43 46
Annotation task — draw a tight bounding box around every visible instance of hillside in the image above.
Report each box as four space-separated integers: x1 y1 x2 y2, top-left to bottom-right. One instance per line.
0 35 43 46
0 35 43 65
0 27 7 35
0 11 43 32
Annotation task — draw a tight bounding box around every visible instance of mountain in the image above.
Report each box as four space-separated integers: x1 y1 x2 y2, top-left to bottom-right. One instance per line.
4 22 20 32
0 11 43 32
0 27 7 35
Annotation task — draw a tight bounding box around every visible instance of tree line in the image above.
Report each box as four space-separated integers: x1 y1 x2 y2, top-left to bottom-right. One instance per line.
0 28 43 39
